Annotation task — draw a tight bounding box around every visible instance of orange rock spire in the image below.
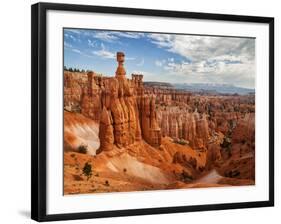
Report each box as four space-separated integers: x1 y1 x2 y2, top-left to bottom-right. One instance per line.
115 52 126 79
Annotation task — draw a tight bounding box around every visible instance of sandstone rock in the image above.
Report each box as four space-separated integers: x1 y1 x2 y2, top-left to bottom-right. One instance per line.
205 143 222 170
98 107 114 152
64 71 87 112
86 52 162 152
232 113 255 145
231 113 255 158
195 113 210 146
139 95 162 147
156 108 209 150
173 151 197 170
115 52 126 80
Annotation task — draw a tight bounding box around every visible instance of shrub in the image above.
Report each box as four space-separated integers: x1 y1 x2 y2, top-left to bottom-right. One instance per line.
82 162 92 181
173 138 189 145
181 170 193 182
220 137 231 148
78 144 88 154
105 180 110 186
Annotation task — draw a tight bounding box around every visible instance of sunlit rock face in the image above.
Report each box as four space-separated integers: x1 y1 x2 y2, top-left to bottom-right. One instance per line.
231 113 255 158
65 52 162 153
156 109 209 150
80 72 102 122
98 106 114 152
64 71 87 112
139 95 162 147
98 55 145 152
187 95 255 135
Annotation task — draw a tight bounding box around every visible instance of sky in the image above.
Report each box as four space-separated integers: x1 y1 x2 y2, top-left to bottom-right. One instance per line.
64 28 255 89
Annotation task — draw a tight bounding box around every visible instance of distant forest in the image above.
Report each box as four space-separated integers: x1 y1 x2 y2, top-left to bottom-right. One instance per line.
64 66 91 73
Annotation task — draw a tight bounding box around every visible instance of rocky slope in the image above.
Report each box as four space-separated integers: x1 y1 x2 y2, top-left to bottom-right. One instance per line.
64 111 99 155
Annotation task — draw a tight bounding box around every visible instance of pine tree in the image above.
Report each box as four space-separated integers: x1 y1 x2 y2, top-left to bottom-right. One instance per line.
82 162 92 181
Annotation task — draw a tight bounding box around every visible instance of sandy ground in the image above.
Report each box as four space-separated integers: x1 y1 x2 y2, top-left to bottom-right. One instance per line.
64 111 100 155
194 169 223 184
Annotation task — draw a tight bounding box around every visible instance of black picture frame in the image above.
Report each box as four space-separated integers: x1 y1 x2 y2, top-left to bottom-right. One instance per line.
31 2 274 222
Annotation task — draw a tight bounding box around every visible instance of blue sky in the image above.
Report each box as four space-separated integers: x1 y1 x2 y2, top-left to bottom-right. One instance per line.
64 28 255 88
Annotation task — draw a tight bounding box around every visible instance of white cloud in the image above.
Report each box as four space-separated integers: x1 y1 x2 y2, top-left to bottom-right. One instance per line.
114 32 145 39
148 34 255 88
89 31 145 43
136 58 144 66
91 43 135 60
70 48 94 58
64 31 81 42
92 43 115 59
92 32 118 42
126 57 135 61
88 39 96 47
155 59 166 67
65 30 145 44
66 29 82 35
168 58 174 62
69 34 77 42
72 49 81 54
64 42 72 48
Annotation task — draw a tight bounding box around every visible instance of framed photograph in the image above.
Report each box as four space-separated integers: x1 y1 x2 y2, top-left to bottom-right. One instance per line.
31 2 274 222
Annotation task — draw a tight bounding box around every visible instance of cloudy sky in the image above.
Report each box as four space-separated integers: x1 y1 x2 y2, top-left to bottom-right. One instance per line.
64 28 255 89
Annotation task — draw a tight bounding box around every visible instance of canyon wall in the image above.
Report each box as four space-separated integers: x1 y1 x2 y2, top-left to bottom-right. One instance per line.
157 109 209 150
64 71 87 112
144 87 191 106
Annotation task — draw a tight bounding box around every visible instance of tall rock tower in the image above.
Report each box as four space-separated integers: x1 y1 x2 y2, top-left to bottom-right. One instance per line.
97 51 161 154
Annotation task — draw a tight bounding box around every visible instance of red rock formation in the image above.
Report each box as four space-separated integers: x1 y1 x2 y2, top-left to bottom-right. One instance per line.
144 87 191 106
205 143 221 170
115 52 126 79
231 113 255 158
81 72 101 122
99 77 134 150
98 107 114 152
92 52 162 152
188 95 255 135
139 95 162 147
132 74 144 95
157 108 209 150
64 71 87 112
194 113 210 147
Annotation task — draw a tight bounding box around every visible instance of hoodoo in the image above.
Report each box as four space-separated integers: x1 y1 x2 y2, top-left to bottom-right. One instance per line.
65 52 163 154
115 52 126 79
